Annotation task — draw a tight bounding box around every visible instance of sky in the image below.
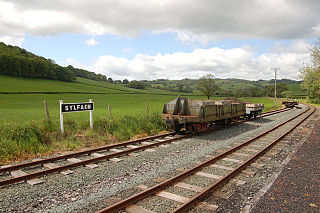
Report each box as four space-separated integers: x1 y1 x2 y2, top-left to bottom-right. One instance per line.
0 0 319 81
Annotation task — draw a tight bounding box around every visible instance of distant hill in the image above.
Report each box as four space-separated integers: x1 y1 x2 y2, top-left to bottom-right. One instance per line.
0 42 107 82
146 78 306 97
0 75 183 96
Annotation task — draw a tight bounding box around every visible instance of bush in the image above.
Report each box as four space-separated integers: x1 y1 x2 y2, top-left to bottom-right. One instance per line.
0 120 56 162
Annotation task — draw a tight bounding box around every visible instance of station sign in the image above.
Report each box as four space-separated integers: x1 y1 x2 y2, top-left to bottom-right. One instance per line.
59 99 94 135
61 102 94 113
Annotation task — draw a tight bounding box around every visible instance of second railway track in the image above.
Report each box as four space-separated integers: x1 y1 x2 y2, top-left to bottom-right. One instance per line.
0 107 289 188
98 105 315 212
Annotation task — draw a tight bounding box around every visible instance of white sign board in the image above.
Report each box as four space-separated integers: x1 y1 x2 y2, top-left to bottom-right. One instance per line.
59 99 94 134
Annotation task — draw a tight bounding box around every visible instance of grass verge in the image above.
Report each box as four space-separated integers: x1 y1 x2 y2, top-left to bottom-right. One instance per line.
0 112 166 164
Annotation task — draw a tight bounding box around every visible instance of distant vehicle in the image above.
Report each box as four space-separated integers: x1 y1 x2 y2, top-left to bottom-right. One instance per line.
245 103 264 118
162 97 264 132
282 100 298 108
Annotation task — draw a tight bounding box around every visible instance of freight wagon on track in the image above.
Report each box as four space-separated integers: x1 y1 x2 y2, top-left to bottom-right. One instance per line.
282 100 298 108
163 97 264 132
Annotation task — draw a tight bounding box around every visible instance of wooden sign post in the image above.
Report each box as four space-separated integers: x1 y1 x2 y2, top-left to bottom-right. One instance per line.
59 99 94 135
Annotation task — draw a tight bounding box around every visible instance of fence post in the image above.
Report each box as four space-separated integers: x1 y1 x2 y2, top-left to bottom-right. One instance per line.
145 101 149 114
108 105 112 117
89 99 93 130
43 100 50 122
59 100 64 135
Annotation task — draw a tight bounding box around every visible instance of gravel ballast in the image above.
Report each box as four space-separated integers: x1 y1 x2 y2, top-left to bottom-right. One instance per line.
0 105 316 212
249 107 320 213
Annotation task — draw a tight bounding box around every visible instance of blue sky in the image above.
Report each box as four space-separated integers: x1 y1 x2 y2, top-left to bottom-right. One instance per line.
22 31 195 65
1 0 319 80
22 33 287 66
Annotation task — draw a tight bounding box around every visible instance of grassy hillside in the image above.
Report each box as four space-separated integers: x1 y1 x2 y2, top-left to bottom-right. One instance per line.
0 75 183 95
148 78 305 95
0 75 125 93
0 75 203 123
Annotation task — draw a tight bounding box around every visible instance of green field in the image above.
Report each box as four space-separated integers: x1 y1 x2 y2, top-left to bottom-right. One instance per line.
0 75 187 123
0 75 182 95
0 75 288 163
0 74 285 123
0 93 279 124
0 93 192 123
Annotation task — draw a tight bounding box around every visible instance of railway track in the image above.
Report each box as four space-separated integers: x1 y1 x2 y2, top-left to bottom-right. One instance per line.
0 107 290 188
97 105 314 213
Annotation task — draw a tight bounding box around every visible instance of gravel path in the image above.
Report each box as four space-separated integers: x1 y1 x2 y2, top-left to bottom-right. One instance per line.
250 106 320 213
0 106 313 212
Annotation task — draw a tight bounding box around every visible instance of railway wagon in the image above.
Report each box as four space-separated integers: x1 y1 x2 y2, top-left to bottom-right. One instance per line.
162 97 246 132
245 103 264 118
282 100 298 108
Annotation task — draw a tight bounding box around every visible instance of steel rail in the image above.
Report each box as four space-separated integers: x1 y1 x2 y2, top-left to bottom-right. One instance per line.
173 105 315 212
97 105 310 213
0 134 192 187
0 106 292 187
259 107 290 117
0 107 288 174
0 132 175 174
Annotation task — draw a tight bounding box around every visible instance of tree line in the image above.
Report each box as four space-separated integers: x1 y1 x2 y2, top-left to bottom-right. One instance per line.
300 38 320 103
0 42 107 82
196 74 292 99
218 83 290 98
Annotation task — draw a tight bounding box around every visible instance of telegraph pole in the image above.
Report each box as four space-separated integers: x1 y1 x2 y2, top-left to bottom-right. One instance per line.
271 67 280 106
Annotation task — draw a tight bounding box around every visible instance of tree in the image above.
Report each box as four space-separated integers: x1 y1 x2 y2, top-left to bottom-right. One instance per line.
265 83 288 97
177 83 184 92
123 79 129 84
300 38 320 103
128 80 146 89
195 74 220 99
282 90 293 99
107 77 113 83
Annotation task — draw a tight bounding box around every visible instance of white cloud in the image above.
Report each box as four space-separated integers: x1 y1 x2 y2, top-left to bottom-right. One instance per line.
0 0 320 46
0 35 24 46
82 41 309 81
85 38 98 46
122 47 135 53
